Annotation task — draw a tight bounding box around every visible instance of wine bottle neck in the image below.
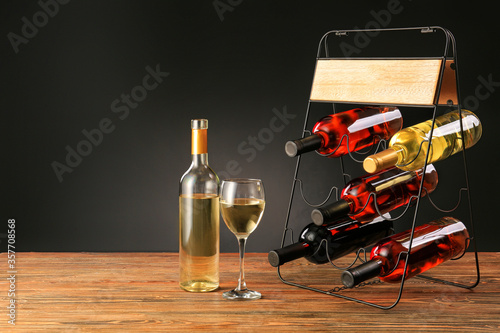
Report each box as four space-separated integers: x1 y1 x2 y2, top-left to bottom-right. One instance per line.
285 134 324 157
191 153 209 166
192 128 208 155
191 122 209 166
268 242 310 267
363 148 400 173
341 258 383 288
311 199 351 225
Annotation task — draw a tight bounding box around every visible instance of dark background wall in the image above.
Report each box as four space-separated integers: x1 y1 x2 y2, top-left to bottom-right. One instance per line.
2 0 499 252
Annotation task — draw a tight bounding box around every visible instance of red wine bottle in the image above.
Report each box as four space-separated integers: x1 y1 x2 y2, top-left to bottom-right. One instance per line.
285 106 402 158
341 217 469 287
268 216 394 267
311 164 438 225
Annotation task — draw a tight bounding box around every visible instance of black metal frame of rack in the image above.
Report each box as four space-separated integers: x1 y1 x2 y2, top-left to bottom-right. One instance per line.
275 26 480 309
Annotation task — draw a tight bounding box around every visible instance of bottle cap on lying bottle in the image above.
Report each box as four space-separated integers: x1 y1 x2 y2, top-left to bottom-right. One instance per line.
285 134 324 157
341 259 382 288
311 200 351 226
363 148 399 173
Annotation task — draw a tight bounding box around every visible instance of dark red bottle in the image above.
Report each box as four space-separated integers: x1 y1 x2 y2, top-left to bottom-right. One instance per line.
311 165 438 225
341 217 469 287
268 216 394 267
285 106 402 158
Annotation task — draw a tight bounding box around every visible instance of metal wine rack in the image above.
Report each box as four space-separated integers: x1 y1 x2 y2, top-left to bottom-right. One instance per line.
275 26 480 309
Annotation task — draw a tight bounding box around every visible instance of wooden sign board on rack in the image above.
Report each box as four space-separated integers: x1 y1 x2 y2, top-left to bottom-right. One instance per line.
310 58 457 106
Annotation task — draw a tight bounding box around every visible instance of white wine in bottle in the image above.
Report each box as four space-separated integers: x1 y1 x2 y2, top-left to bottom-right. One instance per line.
179 119 220 292
363 109 482 173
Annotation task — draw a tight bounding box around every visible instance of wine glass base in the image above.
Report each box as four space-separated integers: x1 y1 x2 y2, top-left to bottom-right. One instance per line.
222 289 261 300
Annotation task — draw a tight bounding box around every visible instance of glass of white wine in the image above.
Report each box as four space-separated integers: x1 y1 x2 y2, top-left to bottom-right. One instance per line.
220 178 265 300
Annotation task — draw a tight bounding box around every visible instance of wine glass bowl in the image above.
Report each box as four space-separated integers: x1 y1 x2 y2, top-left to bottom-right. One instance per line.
220 178 265 300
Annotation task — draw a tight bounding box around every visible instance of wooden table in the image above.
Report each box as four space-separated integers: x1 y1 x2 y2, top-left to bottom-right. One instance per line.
1 252 499 331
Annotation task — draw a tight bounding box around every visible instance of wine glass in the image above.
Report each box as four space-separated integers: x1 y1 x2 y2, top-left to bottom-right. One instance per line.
220 178 265 300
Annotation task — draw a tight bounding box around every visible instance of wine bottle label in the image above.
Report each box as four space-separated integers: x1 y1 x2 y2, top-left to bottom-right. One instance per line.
371 171 415 192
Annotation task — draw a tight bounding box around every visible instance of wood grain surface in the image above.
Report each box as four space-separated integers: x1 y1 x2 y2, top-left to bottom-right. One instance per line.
0 252 499 332
310 59 443 105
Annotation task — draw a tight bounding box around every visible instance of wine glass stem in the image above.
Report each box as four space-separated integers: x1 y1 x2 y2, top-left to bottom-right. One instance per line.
236 237 247 291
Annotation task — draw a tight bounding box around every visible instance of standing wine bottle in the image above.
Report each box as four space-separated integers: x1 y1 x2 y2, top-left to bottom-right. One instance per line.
311 165 438 225
341 217 469 288
285 106 402 158
363 109 482 173
179 119 220 292
268 215 394 267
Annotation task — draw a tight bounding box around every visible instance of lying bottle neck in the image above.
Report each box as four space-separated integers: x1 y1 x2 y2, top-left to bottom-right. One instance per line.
268 242 311 267
341 258 383 288
311 199 351 225
363 147 401 173
285 134 324 157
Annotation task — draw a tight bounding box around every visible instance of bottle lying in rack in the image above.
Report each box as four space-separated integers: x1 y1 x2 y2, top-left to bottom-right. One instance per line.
363 109 482 174
268 215 394 267
311 165 438 225
341 217 469 288
285 106 402 158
